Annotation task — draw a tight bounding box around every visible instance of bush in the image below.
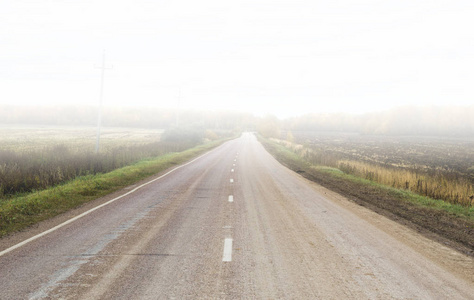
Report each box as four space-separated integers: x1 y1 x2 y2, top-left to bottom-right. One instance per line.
161 127 203 147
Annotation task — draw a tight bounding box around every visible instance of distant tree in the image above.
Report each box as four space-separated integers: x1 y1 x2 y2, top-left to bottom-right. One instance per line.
257 115 281 138
204 129 219 141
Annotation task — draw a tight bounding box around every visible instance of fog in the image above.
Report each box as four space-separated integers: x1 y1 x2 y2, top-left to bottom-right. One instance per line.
1 104 473 137
283 105 474 136
1 1 474 122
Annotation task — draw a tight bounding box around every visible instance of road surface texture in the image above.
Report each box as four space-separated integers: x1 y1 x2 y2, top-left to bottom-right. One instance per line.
1 133 473 299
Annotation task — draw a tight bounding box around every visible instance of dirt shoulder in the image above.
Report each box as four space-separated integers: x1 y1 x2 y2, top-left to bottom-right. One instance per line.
259 137 474 257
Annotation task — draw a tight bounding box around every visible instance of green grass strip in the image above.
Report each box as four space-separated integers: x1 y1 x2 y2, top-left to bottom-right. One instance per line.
0 138 229 238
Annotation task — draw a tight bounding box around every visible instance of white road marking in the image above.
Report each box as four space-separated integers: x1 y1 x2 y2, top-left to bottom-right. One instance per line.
222 238 233 262
231 169 234 172
230 179 234 183
228 195 233 202
0 148 217 257
233 164 235 167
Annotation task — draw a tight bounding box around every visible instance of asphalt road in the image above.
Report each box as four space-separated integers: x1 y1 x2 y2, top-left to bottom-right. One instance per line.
1 133 473 299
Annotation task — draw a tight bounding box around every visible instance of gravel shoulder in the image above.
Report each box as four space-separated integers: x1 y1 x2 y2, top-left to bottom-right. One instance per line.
259 136 474 257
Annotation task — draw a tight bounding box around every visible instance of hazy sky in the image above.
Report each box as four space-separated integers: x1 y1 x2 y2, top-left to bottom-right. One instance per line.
1 0 473 118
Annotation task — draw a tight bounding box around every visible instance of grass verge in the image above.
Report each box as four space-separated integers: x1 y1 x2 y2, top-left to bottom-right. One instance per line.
0 138 229 238
259 136 474 255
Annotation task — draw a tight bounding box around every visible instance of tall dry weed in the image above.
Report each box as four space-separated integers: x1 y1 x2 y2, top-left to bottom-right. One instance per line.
275 139 474 207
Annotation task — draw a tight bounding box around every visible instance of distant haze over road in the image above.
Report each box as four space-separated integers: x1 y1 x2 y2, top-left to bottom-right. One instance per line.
1 104 473 136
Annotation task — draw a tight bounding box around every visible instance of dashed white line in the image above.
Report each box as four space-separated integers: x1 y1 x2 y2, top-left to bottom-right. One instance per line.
231 169 234 172
228 195 234 202
222 238 233 262
230 178 234 183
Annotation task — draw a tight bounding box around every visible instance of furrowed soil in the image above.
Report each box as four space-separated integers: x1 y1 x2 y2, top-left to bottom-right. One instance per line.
260 137 474 257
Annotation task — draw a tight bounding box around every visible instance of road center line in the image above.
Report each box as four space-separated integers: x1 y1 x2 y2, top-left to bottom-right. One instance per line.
231 169 234 172
228 195 233 202
222 238 233 262
230 178 234 183
0 146 218 257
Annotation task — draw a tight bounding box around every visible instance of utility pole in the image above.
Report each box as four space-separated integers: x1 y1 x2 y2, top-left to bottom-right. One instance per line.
95 50 112 153
176 87 181 128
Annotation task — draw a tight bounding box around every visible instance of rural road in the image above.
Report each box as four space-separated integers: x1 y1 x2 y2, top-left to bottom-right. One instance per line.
1 133 473 299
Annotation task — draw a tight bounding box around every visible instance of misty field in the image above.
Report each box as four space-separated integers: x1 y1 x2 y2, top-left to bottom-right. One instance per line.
0 125 163 152
284 131 474 207
0 126 221 198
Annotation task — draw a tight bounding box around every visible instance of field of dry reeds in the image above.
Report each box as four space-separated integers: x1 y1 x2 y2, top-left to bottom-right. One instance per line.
0 126 222 198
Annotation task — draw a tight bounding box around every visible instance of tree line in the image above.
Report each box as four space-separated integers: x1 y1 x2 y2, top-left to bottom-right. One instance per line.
2 104 473 136
260 106 474 137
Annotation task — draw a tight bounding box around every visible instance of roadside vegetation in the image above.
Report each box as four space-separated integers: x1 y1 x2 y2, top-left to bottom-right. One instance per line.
0 126 231 198
258 135 474 254
0 126 235 237
278 132 474 208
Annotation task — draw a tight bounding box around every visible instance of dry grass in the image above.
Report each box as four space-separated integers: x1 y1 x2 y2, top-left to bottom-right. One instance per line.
273 134 474 208
337 160 473 207
0 126 222 198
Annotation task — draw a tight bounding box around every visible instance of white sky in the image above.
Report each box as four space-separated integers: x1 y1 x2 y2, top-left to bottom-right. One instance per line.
1 0 473 118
